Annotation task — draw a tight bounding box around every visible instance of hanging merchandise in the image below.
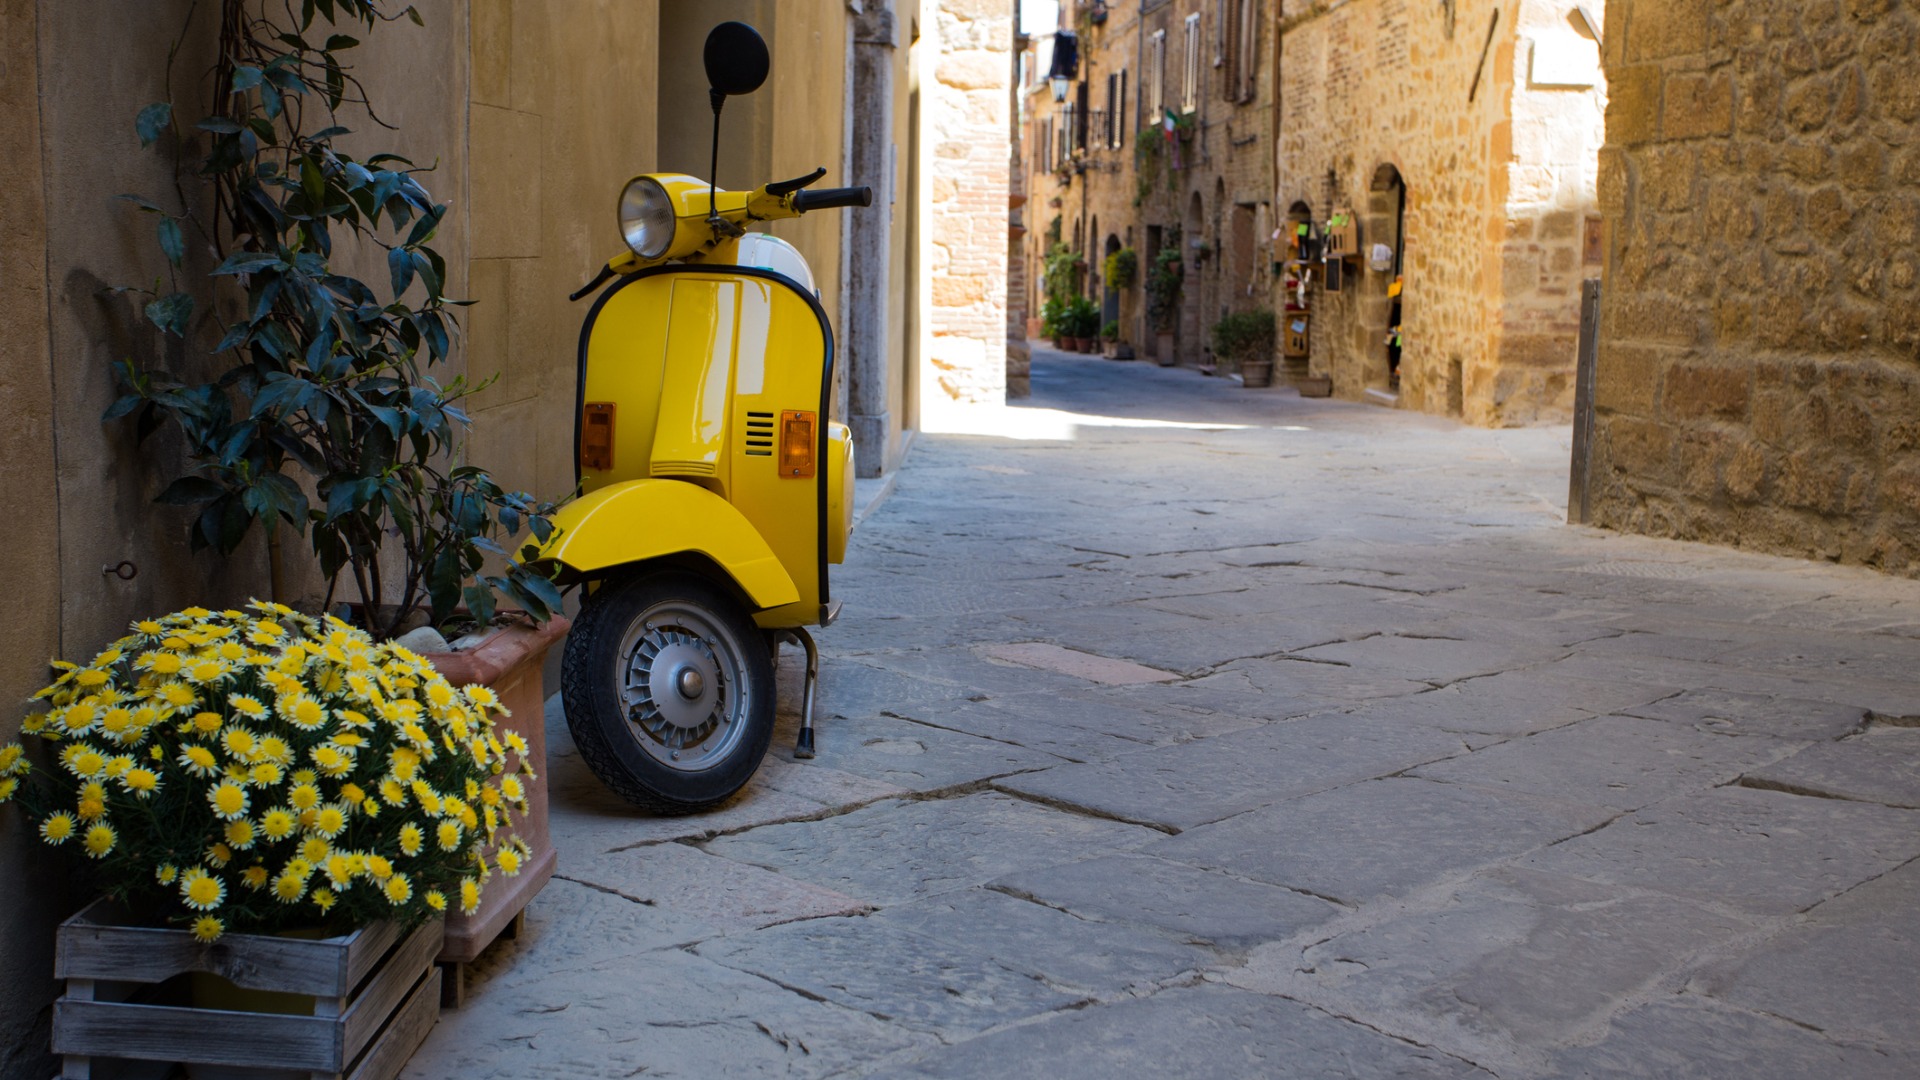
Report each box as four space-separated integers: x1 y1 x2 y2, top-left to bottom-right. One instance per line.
1368 243 1395 273
1388 275 1403 298
1326 209 1359 259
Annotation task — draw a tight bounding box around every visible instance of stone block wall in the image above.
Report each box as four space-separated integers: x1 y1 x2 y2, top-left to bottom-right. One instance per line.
1590 0 1920 573
1276 0 1605 424
927 0 1013 409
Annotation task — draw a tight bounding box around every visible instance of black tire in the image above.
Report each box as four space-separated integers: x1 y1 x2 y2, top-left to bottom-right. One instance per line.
561 568 775 814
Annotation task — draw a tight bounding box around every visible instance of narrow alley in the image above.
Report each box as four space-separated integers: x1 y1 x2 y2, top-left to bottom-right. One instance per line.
410 348 1920 1078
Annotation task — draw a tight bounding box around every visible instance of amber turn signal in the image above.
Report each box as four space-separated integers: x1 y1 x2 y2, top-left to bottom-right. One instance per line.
779 410 816 478
581 402 616 471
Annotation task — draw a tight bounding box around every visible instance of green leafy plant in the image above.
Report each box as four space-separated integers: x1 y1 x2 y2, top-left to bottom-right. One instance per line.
1210 309 1277 372
1066 295 1101 339
1040 297 1066 340
108 0 563 642
1042 242 1082 312
1101 320 1120 342
1133 134 1162 206
1146 229 1184 333
1104 247 1138 290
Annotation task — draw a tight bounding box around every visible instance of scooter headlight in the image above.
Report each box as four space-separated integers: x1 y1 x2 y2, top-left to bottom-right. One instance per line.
619 176 676 259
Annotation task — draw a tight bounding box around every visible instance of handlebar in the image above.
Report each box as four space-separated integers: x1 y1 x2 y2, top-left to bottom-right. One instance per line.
793 186 873 212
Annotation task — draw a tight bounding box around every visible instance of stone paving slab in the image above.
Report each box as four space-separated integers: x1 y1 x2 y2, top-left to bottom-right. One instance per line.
1739 725 1920 808
1197 655 1447 704
562 842 873 934
405 945 932 1079
1343 669 1677 738
452 876 719 997
1617 687 1870 741
1522 785 1920 916
1544 651 1920 718
1409 715 1798 813
1227 866 1756 1075
764 713 1067 794
1146 777 1616 905
996 712 1467 831
990 852 1342 950
871 886 1210 996
881 699 1154 763
980 641 1182 684
1290 633 1568 687
701 791 1161 905
1546 997 1920 1079
890 983 1493 1079
1687 858 1920 1048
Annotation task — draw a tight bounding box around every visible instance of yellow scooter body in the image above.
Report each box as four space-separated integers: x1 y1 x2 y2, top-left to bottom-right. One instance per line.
547 253 852 630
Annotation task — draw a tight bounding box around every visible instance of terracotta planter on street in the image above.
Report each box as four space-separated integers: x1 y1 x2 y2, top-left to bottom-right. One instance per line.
419 613 569 974
1241 359 1275 388
1156 332 1176 366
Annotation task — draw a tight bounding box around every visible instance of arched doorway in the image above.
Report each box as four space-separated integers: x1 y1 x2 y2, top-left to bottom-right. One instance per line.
1365 164 1407 392
1102 233 1122 332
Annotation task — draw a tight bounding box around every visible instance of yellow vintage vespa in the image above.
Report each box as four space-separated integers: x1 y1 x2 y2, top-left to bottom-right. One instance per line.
539 22 870 813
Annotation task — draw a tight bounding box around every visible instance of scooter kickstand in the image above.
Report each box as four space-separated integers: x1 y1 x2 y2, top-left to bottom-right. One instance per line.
785 628 821 759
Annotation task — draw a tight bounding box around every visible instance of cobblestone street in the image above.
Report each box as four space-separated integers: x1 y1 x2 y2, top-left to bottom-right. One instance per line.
409 347 1920 1078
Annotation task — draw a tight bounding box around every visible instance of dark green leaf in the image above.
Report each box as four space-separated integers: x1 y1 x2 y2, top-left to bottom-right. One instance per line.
156 476 225 505
232 66 264 92
461 584 495 626
405 6 424 27
214 251 282 276
388 246 414 298
135 102 171 147
144 292 194 336
116 193 164 213
196 116 243 134
102 394 146 422
324 34 360 50
157 217 184 267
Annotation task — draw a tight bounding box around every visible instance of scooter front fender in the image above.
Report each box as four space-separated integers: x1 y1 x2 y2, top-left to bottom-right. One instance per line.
540 479 800 610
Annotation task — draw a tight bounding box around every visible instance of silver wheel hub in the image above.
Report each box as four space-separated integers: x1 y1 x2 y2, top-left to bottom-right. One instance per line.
614 602 752 773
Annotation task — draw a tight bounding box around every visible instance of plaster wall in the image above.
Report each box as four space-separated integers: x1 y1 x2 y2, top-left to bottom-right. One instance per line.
1590 0 1920 573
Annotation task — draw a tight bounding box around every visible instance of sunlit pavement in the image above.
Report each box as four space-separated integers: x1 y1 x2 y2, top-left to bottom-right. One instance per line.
409 345 1920 1078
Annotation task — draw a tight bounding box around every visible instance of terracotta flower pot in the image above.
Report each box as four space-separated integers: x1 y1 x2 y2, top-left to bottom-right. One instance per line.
1241 359 1275 388
419 613 569 970
1156 332 1177 366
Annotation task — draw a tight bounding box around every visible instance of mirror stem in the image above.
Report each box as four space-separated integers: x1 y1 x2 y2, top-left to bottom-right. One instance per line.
707 89 725 232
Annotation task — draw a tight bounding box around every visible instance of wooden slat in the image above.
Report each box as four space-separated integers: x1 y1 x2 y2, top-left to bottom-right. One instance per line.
344 968 442 1080
56 901 396 999
340 919 443 1064
53 999 339 1072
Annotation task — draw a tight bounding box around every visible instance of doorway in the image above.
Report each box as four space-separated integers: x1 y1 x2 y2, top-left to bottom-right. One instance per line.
1365 164 1407 391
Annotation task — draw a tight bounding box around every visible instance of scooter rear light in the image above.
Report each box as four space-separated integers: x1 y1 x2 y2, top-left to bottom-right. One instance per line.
779 411 816 478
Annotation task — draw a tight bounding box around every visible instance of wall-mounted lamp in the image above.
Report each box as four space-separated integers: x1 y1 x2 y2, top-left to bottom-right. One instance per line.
1047 30 1079 103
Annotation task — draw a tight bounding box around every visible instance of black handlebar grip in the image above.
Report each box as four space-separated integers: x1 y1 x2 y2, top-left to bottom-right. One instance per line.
793 186 873 212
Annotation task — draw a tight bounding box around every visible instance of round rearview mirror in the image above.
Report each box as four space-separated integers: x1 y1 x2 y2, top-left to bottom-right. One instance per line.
704 21 770 98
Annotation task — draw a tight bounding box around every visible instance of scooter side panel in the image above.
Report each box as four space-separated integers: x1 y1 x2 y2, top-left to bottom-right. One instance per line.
650 279 740 487
579 276 674 494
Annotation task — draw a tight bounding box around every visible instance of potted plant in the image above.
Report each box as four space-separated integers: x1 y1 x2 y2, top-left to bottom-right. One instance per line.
103 0 565 976
1042 243 1081 347
1146 236 1185 366
1066 296 1101 353
1101 320 1121 359
1104 247 1138 291
1211 309 1278 387
0 602 536 1075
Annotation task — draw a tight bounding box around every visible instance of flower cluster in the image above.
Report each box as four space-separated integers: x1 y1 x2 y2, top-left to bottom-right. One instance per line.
0 602 532 941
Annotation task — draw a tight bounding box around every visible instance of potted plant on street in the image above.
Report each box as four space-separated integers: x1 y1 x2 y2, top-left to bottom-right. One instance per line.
1104 247 1138 292
103 0 565 984
1101 320 1122 359
0 602 537 1076
1211 309 1278 387
1146 238 1184 366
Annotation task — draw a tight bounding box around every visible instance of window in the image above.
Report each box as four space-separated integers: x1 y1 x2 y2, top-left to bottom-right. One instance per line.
1104 70 1128 150
1149 30 1166 119
1214 0 1228 68
1181 14 1201 114
1075 80 1090 153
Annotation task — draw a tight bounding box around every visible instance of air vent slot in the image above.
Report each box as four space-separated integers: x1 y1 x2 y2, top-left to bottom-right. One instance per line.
744 412 775 457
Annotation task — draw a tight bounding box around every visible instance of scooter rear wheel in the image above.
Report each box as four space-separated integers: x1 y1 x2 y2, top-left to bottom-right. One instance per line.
562 569 775 814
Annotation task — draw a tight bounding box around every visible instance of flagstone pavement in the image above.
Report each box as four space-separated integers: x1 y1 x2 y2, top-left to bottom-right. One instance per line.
406 347 1920 1079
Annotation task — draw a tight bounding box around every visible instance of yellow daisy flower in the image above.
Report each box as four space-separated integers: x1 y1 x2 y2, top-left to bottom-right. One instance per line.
436 820 463 852
312 805 347 838
459 878 480 914
312 888 337 913
208 782 249 819
289 783 322 812
221 727 258 761
273 871 307 903
248 763 283 788
496 848 523 877
191 711 224 734
383 874 412 905
180 868 224 911
177 744 219 777
225 818 256 850
39 813 76 844
83 823 116 859
398 824 424 857
257 736 292 764
229 696 268 720
206 842 233 868
424 890 447 912
241 864 269 890
261 808 297 840
122 768 160 798
191 916 224 942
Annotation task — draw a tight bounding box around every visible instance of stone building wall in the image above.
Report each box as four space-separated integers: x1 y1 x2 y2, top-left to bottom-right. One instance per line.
926 0 1013 411
1276 0 1605 424
1590 0 1920 573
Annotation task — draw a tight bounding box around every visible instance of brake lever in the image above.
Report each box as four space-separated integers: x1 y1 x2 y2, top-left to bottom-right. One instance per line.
570 263 615 302
765 166 828 197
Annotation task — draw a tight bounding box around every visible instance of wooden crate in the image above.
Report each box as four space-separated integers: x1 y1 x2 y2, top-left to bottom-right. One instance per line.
53 900 442 1080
